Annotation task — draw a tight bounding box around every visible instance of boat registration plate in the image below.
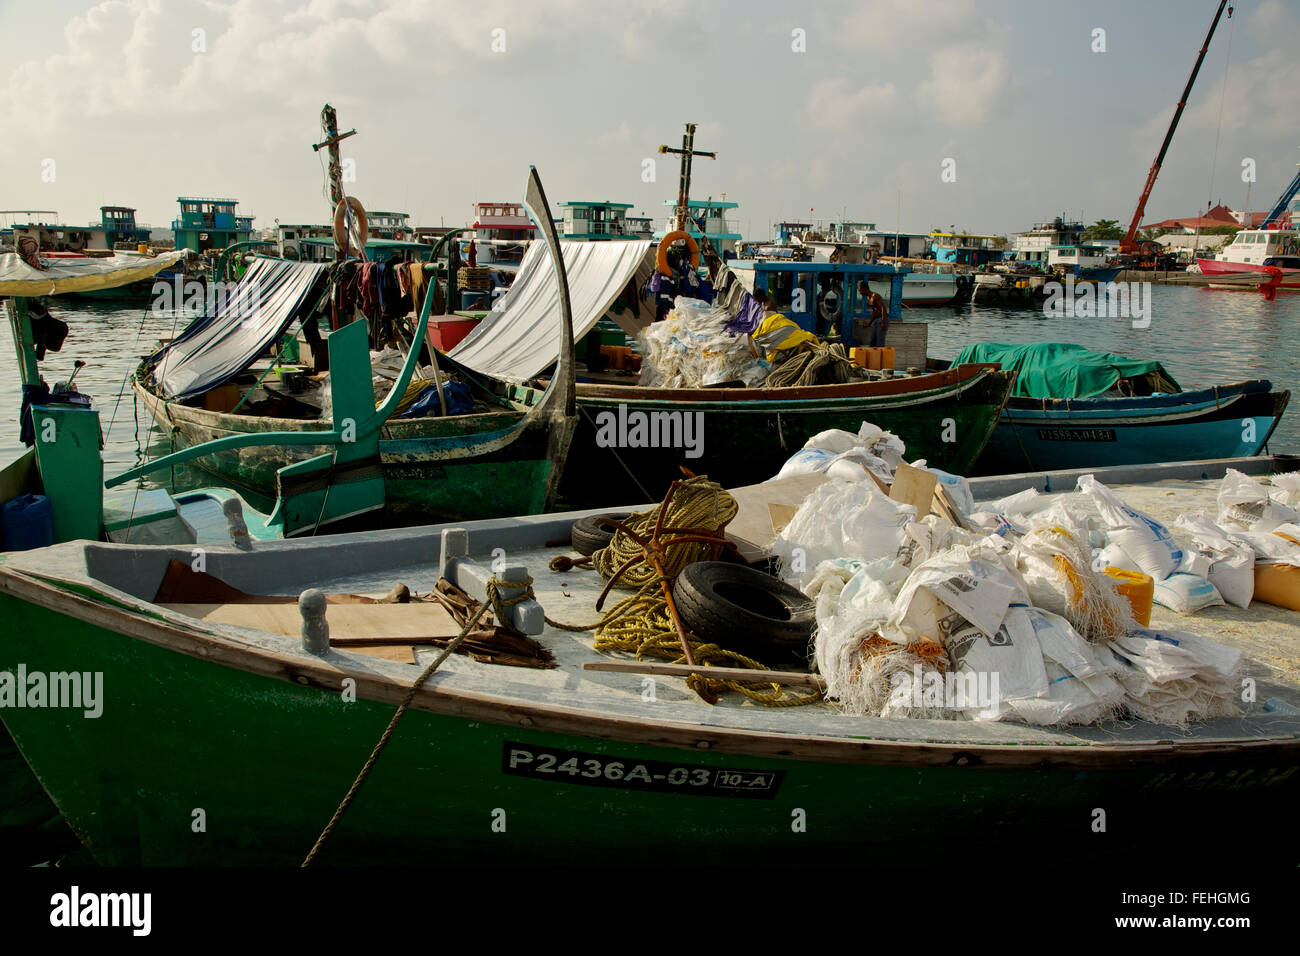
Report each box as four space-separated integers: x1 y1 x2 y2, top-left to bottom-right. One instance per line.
502 742 785 799
1035 427 1117 442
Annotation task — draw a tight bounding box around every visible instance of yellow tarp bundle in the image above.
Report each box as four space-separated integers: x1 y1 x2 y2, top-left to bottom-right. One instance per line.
753 313 818 360
0 251 188 297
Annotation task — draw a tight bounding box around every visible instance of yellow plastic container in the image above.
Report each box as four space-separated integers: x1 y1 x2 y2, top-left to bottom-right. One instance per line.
850 347 868 367
865 347 882 370
1104 567 1154 626
879 346 895 370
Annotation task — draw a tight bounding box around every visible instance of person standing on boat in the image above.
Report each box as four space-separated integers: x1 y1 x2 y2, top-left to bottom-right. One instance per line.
857 279 888 347
645 243 714 321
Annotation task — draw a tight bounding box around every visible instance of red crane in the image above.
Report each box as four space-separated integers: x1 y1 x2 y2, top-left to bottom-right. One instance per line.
1120 0 1232 257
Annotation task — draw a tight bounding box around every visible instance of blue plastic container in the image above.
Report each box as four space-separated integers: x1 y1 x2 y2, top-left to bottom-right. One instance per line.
1 494 55 552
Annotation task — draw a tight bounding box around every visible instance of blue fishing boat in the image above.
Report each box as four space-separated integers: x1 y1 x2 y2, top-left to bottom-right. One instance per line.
948 343 1290 474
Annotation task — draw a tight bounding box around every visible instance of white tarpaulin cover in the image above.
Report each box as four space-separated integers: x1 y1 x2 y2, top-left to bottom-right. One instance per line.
449 239 655 381
0 251 188 297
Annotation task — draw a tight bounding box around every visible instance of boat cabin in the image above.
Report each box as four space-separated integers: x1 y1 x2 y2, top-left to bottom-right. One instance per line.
559 201 637 239
929 231 1004 267
1046 243 1113 272
7 206 152 253
275 223 332 260
1214 228 1300 267
656 198 742 256
465 201 537 265
368 211 412 241
1011 217 1087 264
172 198 254 254
297 236 434 265
728 260 907 343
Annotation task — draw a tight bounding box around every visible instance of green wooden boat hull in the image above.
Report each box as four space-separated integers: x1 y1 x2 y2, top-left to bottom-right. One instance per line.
560 367 1015 507
1 568 1296 866
136 381 560 524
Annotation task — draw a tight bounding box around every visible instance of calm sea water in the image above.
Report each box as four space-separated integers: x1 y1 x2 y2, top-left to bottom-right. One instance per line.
1 284 1298 864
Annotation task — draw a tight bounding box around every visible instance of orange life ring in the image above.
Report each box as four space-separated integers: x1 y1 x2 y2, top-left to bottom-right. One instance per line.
656 230 700 276
332 197 369 254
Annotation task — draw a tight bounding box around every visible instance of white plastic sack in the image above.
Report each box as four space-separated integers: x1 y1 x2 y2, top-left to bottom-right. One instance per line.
772 448 837 481
1006 608 1125 726
1152 572 1225 614
803 429 859 454
1109 628 1241 725
637 300 767 389
1094 541 1141 574
1173 512 1255 608
949 605 1049 720
977 487 1044 517
890 546 1029 646
774 480 915 589
1217 468 1300 532
809 558 915 716
1269 471 1300 507
1078 474 1182 580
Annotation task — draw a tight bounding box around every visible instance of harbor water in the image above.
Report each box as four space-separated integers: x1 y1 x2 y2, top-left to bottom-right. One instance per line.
1 285 1299 865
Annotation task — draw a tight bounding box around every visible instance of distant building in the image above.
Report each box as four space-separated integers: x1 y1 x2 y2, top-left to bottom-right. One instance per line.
559 201 635 239
1141 203 1239 233
172 198 253 254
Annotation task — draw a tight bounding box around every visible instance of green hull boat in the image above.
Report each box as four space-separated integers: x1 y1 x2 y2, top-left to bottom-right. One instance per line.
1 477 1296 866
561 364 1015 507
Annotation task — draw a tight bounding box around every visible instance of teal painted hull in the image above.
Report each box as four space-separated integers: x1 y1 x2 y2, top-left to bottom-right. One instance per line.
975 382 1290 474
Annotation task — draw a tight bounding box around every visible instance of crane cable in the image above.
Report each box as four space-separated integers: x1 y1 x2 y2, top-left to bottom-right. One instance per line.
1206 5 1236 211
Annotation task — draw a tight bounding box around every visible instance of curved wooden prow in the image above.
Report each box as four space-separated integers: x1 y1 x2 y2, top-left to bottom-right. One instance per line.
523 166 576 421
521 165 578 508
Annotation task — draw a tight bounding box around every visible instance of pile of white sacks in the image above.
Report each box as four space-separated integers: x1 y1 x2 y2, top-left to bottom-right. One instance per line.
768 427 1280 728
637 298 769 389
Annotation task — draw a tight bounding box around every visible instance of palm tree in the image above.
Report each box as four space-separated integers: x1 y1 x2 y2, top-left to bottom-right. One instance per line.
1084 218 1124 240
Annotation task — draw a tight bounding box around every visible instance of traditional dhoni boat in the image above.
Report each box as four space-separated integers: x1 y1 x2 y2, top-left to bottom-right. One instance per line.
129 171 579 528
0 455 1296 865
949 343 1290 475
447 250 1015 508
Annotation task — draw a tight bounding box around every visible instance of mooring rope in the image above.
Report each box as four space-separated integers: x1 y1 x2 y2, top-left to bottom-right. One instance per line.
303 578 512 866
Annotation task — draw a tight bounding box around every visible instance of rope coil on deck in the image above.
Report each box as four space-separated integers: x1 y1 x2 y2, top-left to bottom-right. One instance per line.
765 341 859 388
562 476 821 706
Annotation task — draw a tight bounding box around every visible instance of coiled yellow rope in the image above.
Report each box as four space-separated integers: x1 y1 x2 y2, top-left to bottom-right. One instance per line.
765 341 859 388
592 475 738 589
583 476 820 706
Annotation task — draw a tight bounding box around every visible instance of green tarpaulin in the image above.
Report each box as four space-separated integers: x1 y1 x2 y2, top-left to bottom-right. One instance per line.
953 342 1180 399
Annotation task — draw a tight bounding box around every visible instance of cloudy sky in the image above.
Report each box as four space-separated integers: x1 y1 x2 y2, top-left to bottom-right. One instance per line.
1 0 1297 239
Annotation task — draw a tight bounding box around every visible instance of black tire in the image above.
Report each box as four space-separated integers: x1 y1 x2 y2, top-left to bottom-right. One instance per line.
672 561 815 664
571 513 630 556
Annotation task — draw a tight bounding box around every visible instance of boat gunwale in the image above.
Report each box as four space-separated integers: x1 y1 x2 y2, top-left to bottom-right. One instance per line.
571 363 1003 403
2 562 1296 772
